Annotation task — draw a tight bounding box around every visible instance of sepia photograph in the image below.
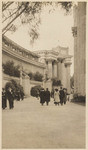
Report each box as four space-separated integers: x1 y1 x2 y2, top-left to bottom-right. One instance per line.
1 1 87 149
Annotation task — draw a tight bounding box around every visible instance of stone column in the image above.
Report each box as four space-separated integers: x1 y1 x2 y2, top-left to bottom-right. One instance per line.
53 61 57 78
57 60 62 80
47 60 53 79
66 64 71 93
73 3 86 96
22 75 30 97
61 61 67 88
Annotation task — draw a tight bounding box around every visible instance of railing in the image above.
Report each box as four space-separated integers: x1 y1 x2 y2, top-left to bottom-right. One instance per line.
2 36 39 62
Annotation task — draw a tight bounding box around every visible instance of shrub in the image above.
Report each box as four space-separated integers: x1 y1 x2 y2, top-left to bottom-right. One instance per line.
3 61 20 77
31 85 42 97
5 79 24 100
28 72 34 80
72 93 86 103
52 78 62 86
33 72 43 82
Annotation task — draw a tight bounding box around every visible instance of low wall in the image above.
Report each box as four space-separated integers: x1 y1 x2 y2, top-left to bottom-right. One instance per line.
30 80 43 90
2 73 44 96
2 73 20 88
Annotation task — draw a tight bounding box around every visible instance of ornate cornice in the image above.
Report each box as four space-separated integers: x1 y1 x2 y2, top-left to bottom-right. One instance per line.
2 45 46 69
2 35 40 58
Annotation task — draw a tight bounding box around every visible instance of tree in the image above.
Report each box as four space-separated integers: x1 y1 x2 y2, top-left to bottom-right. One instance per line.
33 72 43 81
2 2 73 43
3 61 20 77
28 72 34 80
52 78 62 86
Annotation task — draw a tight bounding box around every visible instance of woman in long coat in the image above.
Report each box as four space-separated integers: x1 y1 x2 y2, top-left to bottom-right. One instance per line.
45 88 50 105
54 89 60 106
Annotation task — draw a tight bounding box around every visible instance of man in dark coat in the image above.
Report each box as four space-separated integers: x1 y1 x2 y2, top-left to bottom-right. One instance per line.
2 88 7 109
40 88 45 106
59 87 65 105
45 88 50 105
6 88 14 109
63 88 67 104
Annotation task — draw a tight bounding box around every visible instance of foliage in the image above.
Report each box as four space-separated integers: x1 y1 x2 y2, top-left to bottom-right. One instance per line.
60 2 73 12
2 2 73 43
3 61 20 77
28 72 34 80
52 78 62 86
71 93 86 103
5 79 24 100
28 71 43 81
31 85 42 97
33 71 43 81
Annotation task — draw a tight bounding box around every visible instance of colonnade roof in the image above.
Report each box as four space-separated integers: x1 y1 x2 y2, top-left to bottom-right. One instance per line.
2 35 40 58
34 49 72 59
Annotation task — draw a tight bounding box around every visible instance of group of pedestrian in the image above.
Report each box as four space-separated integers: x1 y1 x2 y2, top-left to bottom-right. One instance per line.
40 88 50 106
39 87 67 106
2 87 24 110
54 87 67 106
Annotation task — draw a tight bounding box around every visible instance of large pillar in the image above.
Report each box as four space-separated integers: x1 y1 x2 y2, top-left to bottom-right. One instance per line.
73 3 86 96
22 75 30 97
61 60 67 88
47 59 53 79
66 64 71 93
53 61 57 78
57 60 62 81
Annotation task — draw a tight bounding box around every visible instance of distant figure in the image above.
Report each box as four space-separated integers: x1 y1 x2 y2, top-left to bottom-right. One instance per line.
59 87 65 105
54 89 60 106
51 89 54 98
40 88 45 106
63 88 67 104
37 90 40 100
70 92 73 102
16 90 21 101
7 88 14 109
2 88 7 109
45 88 50 105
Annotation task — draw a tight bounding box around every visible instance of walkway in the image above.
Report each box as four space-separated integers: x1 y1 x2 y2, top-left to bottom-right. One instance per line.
2 96 86 149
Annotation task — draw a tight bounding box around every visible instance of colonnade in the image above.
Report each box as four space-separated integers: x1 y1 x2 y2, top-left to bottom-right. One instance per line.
46 58 71 93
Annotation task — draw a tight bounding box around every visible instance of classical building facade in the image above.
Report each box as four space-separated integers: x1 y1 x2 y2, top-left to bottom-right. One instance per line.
2 35 72 94
72 2 86 96
34 46 72 93
2 36 45 75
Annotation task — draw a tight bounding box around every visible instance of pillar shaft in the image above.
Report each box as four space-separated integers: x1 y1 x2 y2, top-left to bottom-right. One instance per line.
48 60 52 78
61 61 67 88
66 64 71 93
57 61 62 80
53 61 57 78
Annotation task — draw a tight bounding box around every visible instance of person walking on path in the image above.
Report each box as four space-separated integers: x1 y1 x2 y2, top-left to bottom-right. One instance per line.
63 88 67 104
45 88 50 106
59 87 65 105
6 87 14 109
54 89 60 106
2 88 7 109
40 88 45 106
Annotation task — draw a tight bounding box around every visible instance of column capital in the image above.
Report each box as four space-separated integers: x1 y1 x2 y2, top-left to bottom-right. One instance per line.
57 58 65 63
65 62 72 67
53 60 58 64
46 58 53 62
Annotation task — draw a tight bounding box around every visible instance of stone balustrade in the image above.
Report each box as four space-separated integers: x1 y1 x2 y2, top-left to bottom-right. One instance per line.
2 36 39 62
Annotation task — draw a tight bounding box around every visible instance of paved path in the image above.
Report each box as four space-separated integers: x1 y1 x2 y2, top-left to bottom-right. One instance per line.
2 97 85 149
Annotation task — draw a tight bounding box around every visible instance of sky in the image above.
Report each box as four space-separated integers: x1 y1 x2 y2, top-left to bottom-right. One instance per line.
5 3 74 76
